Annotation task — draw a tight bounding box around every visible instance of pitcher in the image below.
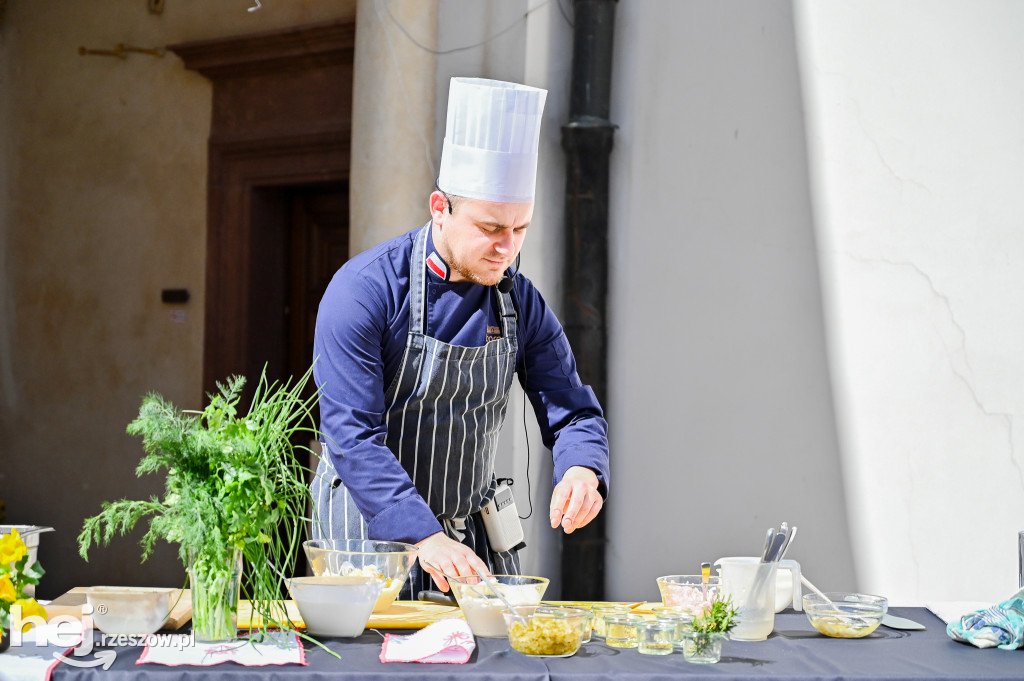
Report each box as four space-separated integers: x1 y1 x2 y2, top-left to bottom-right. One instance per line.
715 557 801 641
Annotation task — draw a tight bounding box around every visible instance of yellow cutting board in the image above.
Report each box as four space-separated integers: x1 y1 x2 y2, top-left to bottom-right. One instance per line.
44 588 192 630
542 600 646 610
237 600 465 630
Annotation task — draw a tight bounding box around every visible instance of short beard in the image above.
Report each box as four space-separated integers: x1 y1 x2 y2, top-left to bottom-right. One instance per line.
435 233 502 286
447 253 502 286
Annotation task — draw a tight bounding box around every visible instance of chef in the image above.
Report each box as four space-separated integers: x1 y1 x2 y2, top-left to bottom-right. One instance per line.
311 77 610 596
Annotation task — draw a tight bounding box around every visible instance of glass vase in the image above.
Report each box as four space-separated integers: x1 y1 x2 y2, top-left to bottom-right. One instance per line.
681 630 726 664
188 547 244 642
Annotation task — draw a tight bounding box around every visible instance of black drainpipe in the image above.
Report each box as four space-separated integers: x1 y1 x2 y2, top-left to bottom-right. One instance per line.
560 0 616 601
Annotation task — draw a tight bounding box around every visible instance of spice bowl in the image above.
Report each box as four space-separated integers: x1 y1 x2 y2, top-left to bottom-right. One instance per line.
503 605 589 657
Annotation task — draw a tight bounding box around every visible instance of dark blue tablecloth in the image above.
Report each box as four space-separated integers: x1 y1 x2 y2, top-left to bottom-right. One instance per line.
45 607 1021 681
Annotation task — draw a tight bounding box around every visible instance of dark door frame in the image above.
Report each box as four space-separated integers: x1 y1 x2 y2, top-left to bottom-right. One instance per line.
168 20 354 395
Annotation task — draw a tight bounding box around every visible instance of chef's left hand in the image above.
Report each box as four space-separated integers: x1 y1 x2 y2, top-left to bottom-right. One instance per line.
550 466 603 534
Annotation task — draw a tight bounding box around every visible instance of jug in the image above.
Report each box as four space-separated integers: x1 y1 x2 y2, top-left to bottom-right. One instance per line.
714 557 801 641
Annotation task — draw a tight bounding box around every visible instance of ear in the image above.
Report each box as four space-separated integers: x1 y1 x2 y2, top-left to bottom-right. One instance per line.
429 191 448 224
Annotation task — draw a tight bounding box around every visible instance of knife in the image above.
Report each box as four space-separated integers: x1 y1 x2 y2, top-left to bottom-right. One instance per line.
881 613 926 630
417 589 458 606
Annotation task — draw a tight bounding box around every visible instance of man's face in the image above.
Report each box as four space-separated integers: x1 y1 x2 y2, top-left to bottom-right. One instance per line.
431 192 533 287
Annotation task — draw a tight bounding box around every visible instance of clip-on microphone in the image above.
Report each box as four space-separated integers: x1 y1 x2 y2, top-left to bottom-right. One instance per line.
496 253 521 294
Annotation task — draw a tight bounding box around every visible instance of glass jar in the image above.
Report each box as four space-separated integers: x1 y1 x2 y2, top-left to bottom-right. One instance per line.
603 612 644 648
655 612 693 648
579 610 595 643
591 604 629 639
637 620 677 655
681 630 727 664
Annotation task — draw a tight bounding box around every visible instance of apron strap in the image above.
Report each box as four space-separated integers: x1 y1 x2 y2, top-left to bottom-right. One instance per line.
408 223 431 336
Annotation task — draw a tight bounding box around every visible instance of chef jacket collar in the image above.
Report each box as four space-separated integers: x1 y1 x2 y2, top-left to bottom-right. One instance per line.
425 227 451 281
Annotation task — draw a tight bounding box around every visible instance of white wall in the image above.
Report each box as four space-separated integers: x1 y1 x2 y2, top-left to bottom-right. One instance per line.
795 0 1024 604
606 0 856 602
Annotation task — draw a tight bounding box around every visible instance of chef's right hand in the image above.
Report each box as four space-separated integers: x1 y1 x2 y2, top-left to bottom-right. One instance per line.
415 532 490 592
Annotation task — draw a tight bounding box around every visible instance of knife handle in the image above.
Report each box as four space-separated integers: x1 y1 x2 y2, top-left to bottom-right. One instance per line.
417 589 458 606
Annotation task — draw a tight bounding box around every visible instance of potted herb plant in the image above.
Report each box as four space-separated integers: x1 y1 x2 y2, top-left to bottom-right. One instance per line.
78 368 318 642
681 596 739 664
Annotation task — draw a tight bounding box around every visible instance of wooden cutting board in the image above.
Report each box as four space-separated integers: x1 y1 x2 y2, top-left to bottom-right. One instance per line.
45 588 192 630
237 600 464 630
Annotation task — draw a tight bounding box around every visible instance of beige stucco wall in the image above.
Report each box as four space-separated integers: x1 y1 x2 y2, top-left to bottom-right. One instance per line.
350 0 437 253
0 0 356 596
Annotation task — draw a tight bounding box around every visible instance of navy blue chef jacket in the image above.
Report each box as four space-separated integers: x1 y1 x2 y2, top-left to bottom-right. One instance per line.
313 224 610 544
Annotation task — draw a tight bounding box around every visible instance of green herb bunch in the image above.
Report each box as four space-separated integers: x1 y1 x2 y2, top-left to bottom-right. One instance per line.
78 366 319 642
688 596 740 654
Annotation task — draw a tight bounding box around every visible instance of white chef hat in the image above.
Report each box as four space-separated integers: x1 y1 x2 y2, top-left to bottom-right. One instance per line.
437 77 548 204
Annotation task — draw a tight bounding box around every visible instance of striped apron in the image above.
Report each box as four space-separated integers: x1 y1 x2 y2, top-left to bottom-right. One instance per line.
312 223 521 597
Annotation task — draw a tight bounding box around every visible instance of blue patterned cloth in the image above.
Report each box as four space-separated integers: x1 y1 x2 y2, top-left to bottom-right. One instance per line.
947 588 1024 650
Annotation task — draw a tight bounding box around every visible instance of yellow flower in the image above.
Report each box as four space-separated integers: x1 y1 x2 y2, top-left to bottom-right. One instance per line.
0 574 15 602
0 528 27 565
13 598 48 631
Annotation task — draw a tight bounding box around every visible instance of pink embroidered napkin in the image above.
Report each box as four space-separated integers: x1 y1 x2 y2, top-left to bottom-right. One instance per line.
380 619 476 663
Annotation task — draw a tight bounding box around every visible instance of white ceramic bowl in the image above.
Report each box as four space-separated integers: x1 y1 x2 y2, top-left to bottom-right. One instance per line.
303 539 417 612
84 587 177 636
287 575 383 637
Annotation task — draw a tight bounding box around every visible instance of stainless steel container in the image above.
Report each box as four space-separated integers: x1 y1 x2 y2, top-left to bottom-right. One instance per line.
1 525 52 597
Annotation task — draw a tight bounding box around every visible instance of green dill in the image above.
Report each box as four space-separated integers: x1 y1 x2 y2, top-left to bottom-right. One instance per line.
78 365 324 649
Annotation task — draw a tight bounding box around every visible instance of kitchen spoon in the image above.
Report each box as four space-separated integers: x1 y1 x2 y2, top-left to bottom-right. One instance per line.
777 525 797 561
800 574 871 628
475 568 529 627
760 528 776 562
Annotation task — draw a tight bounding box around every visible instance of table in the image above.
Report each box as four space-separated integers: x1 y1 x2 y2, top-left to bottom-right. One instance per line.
39 607 1022 681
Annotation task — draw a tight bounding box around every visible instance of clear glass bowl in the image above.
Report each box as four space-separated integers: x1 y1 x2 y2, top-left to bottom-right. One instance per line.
656 575 723 616
302 539 418 612
447 575 549 638
803 592 887 638
503 605 589 656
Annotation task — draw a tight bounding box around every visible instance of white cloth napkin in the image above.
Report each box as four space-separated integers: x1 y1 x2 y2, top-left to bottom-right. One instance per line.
137 631 305 666
379 619 476 663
